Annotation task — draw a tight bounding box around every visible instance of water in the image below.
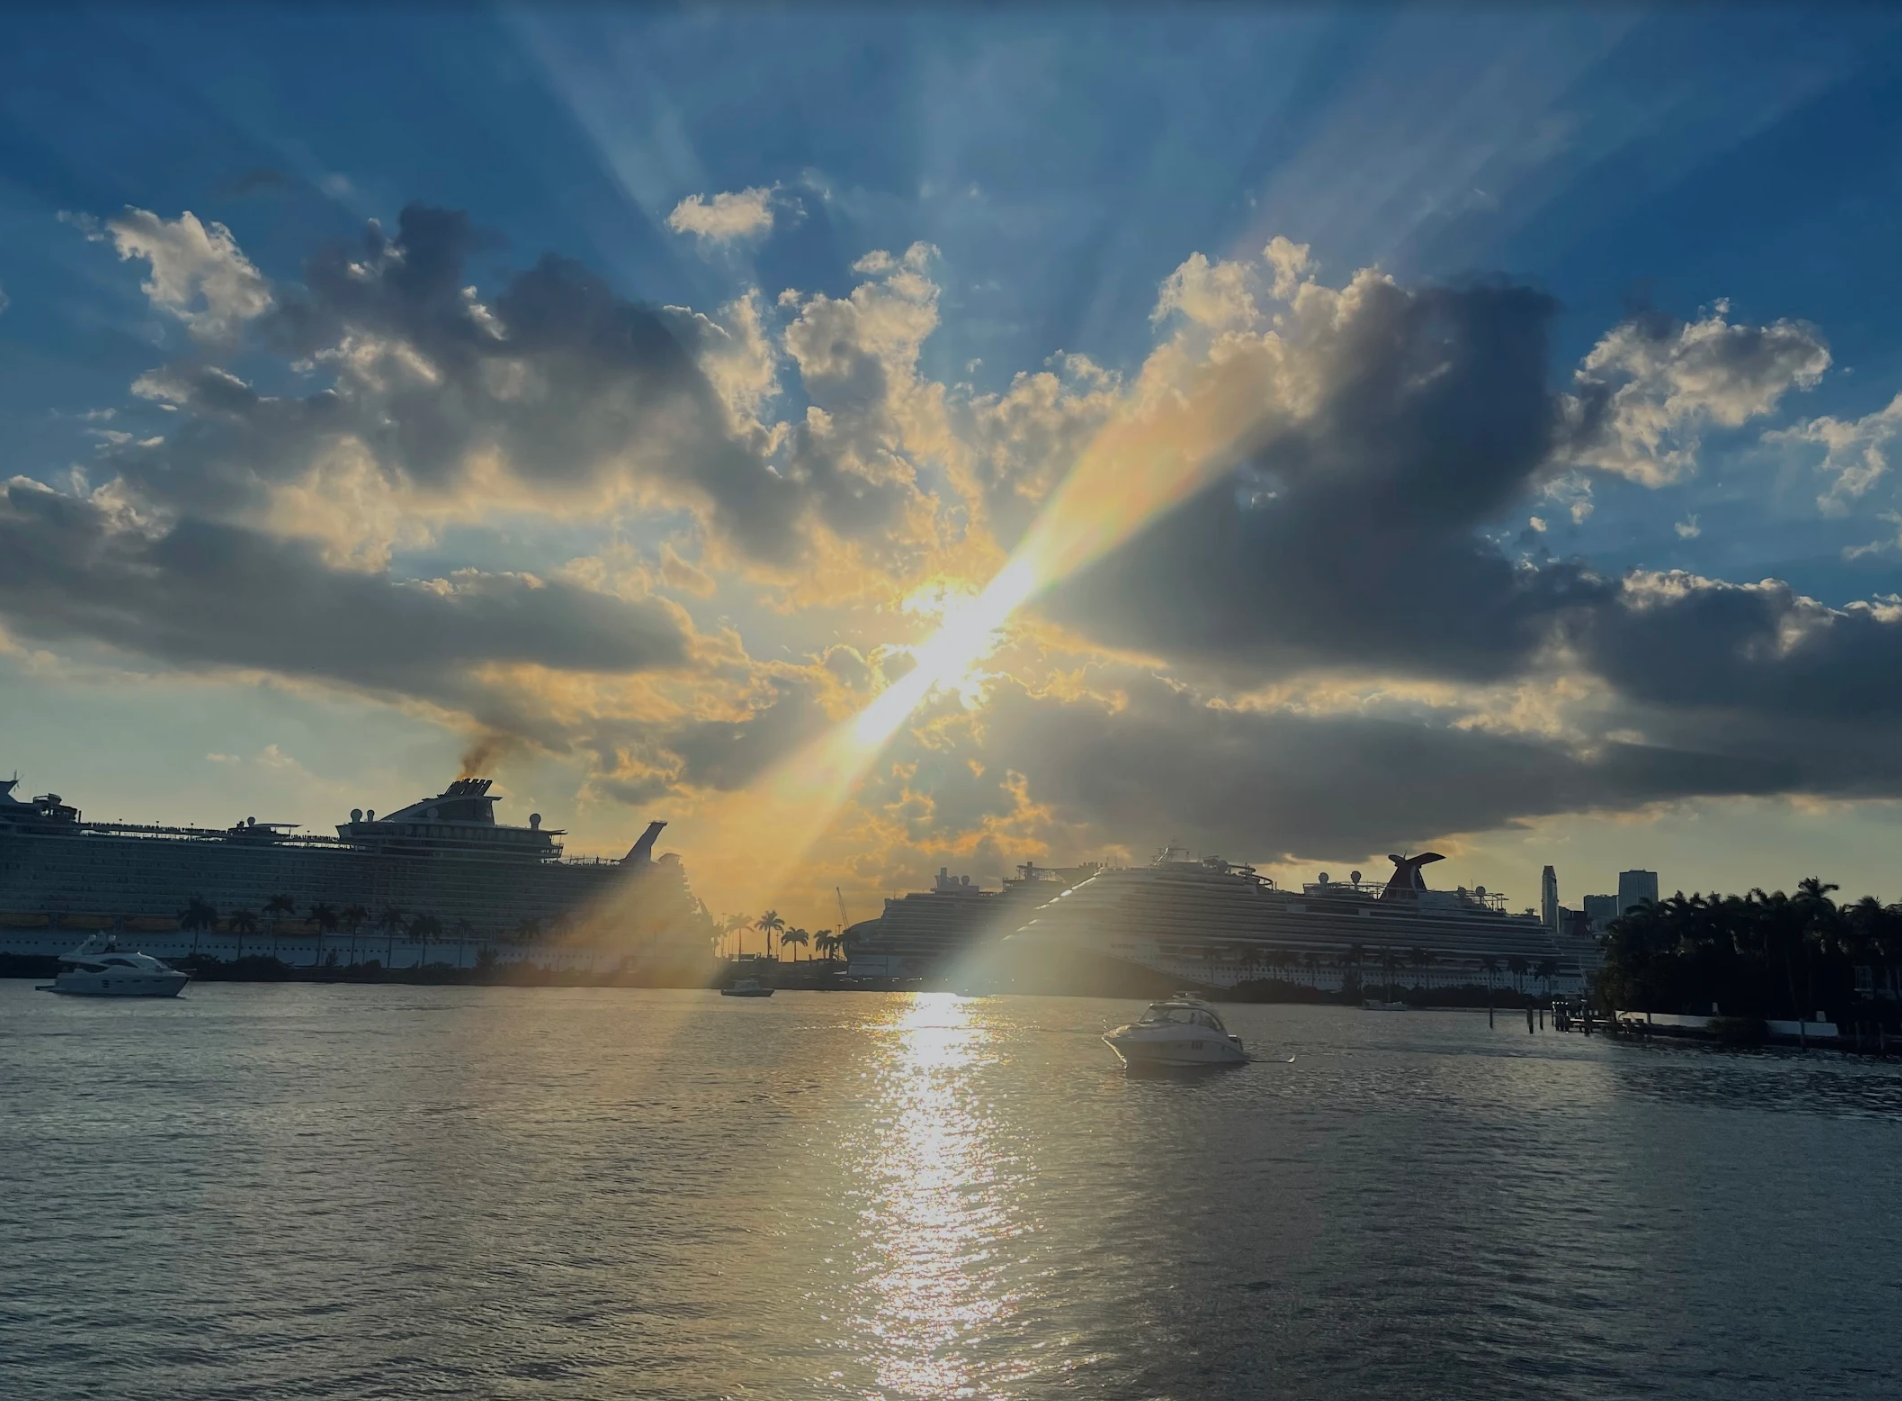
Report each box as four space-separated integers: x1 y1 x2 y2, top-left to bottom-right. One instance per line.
4 985 1900 1400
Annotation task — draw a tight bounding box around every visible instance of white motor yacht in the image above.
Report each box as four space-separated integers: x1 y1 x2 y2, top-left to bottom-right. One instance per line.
39 937 190 997
720 976 774 998
1103 995 1247 1067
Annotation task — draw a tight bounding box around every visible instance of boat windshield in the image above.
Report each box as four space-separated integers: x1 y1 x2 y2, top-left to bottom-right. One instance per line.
1140 1005 1223 1030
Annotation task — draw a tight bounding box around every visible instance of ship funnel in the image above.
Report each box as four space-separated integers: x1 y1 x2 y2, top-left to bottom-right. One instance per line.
624 820 667 867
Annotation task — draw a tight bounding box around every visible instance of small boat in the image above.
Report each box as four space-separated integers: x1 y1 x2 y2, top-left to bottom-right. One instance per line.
38 937 190 997
720 977 774 998
1103 995 1247 1067
1362 999 1409 1011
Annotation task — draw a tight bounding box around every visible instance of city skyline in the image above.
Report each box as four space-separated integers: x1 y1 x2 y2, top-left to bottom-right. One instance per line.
8 8 1902 925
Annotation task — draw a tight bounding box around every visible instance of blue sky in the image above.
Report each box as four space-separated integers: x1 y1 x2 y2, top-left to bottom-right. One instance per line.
7 4 1902 921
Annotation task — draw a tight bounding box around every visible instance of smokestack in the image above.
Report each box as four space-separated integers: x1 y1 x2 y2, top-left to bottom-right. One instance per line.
624 820 666 867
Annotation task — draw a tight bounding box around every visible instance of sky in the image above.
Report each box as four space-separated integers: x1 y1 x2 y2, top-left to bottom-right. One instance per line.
6 3 1902 928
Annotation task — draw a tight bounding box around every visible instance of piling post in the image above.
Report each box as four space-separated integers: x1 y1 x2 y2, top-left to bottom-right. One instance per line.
1526 1003 1535 1034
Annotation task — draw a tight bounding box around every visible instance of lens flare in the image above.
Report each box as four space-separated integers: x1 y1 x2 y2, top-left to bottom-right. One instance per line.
664 347 1278 923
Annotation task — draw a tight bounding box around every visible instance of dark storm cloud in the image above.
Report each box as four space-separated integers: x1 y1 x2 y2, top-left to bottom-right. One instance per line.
662 679 831 792
0 483 687 702
1041 277 1902 738
1580 575 1902 721
1051 279 1615 681
106 204 814 561
972 673 1867 863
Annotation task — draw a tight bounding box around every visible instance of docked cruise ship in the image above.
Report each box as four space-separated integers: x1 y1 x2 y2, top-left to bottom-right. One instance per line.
844 861 1101 982
0 774 707 967
1003 849 1579 995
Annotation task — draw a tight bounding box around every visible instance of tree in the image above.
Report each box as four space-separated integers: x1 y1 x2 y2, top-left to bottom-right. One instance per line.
230 908 258 961
755 910 786 960
1536 957 1559 1000
308 903 340 970
263 894 295 963
177 896 218 957
341 905 369 966
781 927 809 962
451 917 477 970
1407 946 1432 990
1506 955 1529 993
379 906 408 968
409 913 443 968
719 913 751 958
813 929 841 961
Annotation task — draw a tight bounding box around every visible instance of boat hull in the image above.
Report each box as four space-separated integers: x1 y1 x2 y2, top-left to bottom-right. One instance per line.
720 987 774 998
41 973 189 997
1102 1030 1246 1067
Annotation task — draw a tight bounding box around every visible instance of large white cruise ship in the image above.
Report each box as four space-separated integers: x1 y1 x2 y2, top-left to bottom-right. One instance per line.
1004 849 1579 995
0 773 707 969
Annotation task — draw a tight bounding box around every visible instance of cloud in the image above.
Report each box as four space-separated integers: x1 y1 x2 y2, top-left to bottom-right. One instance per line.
666 185 793 246
104 208 274 343
92 203 820 563
1565 302 1830 486
1768 391 1902 516
0 480 689 711
1052 268 1608 683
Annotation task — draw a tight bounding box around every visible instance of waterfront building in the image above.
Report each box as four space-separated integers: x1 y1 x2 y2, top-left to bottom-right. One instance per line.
1618 869 1660 915
1541 865 1559 933
1582 893 1619 932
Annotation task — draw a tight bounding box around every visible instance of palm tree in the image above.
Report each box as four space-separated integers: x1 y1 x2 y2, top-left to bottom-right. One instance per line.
379 906 407 967
1506 955 1529 993
451 917 476 970
176 896 218 957
308 903 340 969
781 927 809 962
1536 957 1559 1000
409 913 443 968
1343 942 1366 995
721 913 750 958
341 905 369 966
1407 946 1432 990
755 909 786 960
263 894 295 962
230 908 259 961
813 929 841 961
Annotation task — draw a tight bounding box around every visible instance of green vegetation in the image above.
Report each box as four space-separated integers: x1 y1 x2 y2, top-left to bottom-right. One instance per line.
1595 879 1902 1027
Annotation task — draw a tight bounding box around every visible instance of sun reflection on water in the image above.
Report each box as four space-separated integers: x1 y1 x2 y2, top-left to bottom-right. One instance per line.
851 994 1024 1398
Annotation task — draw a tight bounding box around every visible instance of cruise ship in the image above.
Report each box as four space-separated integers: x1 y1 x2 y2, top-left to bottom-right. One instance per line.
0 773 708 968
844 861 1101 983
1003 849 1579 995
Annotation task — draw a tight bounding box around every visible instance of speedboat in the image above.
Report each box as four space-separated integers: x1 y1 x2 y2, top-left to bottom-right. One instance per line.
38 937 190 997
1362 999 1409 1011
720 977 774 998
1103 995 1247 1067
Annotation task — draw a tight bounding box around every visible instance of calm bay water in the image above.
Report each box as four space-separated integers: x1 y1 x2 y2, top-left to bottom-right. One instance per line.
3 984 1899 1400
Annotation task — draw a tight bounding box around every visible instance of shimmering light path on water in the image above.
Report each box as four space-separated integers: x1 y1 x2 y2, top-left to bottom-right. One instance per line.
4 985 1899 1400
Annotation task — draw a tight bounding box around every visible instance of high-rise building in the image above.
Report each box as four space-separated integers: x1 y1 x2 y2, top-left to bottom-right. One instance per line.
1583 893 1618 932
1617 869 1659 914
1541 865 1559 933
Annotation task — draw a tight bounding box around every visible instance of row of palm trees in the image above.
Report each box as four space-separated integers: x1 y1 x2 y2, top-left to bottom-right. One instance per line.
1598 878 1901 1022
174 894 481 968
716 910 845 962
